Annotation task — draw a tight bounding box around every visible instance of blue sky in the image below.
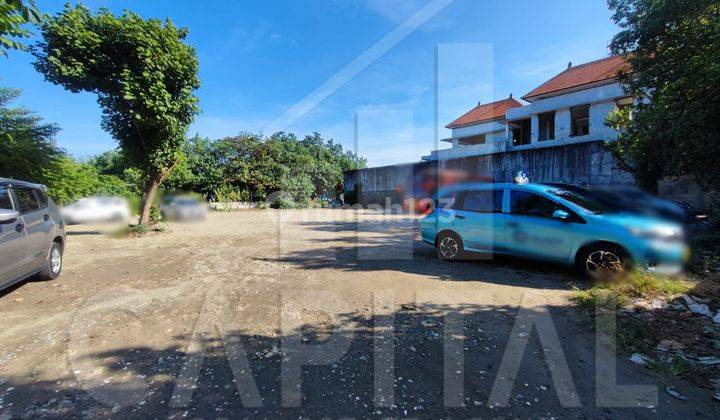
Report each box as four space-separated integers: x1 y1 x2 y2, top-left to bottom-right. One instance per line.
1 0 619 167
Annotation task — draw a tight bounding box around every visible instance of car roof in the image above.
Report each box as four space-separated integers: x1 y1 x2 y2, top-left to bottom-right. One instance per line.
0 177 47 190
438 182 562 194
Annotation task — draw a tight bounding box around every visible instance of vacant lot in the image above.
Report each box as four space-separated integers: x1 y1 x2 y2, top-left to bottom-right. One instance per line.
0 210 717 418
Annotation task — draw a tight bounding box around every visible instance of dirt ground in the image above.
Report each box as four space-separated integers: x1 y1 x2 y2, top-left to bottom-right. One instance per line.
0 209 718 418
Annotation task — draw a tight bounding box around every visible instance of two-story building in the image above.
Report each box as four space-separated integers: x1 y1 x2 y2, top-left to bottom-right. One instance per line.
346 55 707 208
424 55 632 162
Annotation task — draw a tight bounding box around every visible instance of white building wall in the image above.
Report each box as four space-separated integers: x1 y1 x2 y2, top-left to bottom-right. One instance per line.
430 81 627 160
555 108 571 140
507 82 625 119
451 120 506 139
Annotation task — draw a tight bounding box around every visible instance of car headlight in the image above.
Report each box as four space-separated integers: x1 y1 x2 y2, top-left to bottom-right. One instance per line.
628 227 684 241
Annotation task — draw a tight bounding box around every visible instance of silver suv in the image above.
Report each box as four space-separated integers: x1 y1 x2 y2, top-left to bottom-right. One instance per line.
0 178 66 292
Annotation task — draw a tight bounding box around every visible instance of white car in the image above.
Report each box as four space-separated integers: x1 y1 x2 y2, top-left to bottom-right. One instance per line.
61 196 131 225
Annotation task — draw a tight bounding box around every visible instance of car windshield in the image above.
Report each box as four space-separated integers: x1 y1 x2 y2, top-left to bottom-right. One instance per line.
174 199 199 206
550 189 605 214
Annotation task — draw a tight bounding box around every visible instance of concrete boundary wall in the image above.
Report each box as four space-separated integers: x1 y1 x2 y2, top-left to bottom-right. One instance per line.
344 141 633 206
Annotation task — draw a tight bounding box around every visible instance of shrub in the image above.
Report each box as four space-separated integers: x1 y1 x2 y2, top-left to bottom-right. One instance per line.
270 196 295 209
149 205 162 223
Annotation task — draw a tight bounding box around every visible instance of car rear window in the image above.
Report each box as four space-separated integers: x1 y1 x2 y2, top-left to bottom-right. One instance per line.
436 190 460 210
461 190 504 213
0 188 13 211
14 188 41 213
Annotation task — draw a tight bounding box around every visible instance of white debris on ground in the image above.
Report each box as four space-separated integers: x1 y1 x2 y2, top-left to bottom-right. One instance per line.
683 295 713 317
666 387 687 400
629 353 648 365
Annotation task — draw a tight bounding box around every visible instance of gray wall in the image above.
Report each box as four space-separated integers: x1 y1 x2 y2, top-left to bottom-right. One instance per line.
440 140 633 185
344 141 632 206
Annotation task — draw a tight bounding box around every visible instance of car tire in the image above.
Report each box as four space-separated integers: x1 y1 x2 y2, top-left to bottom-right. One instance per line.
37 242 62 281
577 243 631 280
437 231 463 261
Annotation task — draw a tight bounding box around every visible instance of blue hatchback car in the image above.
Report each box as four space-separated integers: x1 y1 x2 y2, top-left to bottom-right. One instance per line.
419 183 689 278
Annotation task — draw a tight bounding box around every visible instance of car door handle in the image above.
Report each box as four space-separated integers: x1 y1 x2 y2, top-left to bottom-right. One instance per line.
15 222 24 232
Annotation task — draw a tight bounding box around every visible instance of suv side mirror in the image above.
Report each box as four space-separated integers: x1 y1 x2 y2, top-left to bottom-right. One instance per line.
552 209 570 221
0 209 19 224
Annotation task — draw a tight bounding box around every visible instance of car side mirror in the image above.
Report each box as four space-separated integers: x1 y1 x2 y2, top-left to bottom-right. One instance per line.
552 209 570 221
0 209 19 224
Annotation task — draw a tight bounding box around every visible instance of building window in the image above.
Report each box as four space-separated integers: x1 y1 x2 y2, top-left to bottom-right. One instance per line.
570 105 590 137
510 119 531 146
538 111 555 141
458 134 486 146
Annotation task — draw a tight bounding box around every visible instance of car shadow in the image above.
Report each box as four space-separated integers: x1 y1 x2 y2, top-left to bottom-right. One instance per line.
255 218 587 291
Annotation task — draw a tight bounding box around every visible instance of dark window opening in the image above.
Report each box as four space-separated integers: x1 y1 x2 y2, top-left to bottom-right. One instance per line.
0 188 13 211
14 188 41 214
35 189 49 209
510 119 531 146
570 105 590 137
437 190 460 210
458 134 486 146
510 190 567 219
538 111 555 141
461 189 504 213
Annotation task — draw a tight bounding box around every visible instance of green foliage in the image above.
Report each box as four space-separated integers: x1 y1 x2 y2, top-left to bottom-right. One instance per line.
0 85 132 205
0 86 62 182
204 131 364 205
164 135 224 195
213 185 249 202
607 0 720 193
269 195 296 209
43 156 131 205
149 205 162 223
0 0 43 56
572 271 691 311
33 4 200 222
572 271 691 354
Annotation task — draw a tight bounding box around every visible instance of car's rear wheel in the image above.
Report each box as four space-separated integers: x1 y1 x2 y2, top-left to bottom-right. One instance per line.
578 243 630 280
437 232 463 261
37 242 62 281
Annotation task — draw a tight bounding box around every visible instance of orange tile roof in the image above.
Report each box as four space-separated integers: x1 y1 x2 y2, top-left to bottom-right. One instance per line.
446 97 523 129
522 55 630 101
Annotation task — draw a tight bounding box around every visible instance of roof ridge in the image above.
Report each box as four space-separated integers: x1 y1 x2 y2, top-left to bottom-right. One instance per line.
522 55 628 100
566 55 621 70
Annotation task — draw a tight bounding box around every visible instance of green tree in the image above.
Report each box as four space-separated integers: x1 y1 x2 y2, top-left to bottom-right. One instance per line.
44 157 131 205
33 4 201 224
0 86 62 182
0 0 42 56
608 0 720 193
163 135 224 196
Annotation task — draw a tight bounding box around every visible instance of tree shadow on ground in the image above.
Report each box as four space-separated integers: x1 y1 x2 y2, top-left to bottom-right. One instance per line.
258 219 585 291
2 302 708 418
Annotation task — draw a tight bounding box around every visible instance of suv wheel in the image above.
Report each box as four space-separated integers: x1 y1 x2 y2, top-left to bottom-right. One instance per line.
437 232 462 261
578 244 630 280
38 242 62 281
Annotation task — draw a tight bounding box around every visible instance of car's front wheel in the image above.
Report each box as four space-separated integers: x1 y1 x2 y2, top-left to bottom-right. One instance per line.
437 232 463 261
577 243 630 280
37 242 62 281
